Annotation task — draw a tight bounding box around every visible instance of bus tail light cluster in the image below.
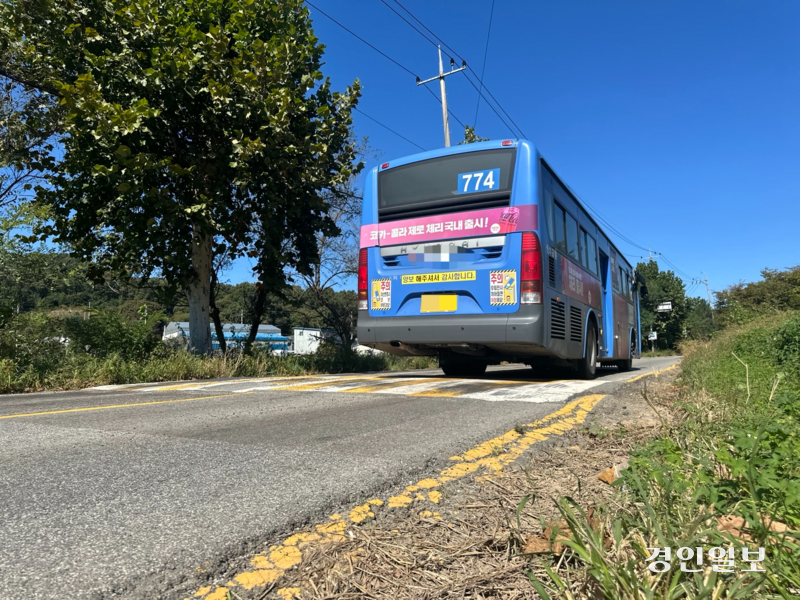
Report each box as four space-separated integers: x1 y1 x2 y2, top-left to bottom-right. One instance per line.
358 248 369 310
520 232 542 304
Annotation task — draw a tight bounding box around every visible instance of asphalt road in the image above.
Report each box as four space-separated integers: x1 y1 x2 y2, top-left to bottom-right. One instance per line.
0 356 679 599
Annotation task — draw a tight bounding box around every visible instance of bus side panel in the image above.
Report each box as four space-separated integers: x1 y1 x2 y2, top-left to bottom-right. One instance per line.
613 293 629 358
538 166 605 361
635 290 642 357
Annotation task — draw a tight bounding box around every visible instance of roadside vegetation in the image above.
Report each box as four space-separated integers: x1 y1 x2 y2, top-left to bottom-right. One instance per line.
0 308 435 394
530 269 800 599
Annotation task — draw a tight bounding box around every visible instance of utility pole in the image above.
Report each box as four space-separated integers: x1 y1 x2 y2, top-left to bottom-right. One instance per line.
702 274 712 307
693 274 713 307
693 273 714 322
416 46 466 147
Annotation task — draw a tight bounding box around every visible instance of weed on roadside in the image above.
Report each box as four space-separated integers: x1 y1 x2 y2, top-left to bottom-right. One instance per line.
0 310 437 393
528 312 800 599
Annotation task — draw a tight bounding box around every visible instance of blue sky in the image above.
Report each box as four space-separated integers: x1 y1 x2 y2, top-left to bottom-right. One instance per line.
227 0 800 299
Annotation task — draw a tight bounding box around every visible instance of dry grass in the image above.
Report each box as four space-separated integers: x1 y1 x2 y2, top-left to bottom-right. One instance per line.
266 378 676 599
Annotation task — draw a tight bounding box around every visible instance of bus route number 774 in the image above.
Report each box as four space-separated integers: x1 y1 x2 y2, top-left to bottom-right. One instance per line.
458 168 500 194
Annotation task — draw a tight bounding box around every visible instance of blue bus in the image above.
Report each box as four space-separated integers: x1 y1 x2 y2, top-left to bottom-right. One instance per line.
356 139 644 379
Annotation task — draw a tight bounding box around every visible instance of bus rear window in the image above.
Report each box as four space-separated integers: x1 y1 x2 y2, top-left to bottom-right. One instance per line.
378 149 515 221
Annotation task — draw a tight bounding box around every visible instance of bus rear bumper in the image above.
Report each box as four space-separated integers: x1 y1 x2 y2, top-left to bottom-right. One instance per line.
357 305 546 357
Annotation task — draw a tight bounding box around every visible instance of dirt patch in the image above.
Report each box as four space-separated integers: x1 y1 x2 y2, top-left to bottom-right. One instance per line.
242 369 682 599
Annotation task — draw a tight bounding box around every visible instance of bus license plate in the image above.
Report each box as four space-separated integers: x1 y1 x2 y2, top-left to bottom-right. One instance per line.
421 295 457 313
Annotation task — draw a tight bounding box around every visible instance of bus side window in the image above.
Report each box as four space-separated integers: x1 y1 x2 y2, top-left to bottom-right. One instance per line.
580 228 598 276
554 202 566 254
587 235 598 276
546 193 555 241
566 213 579 261
611 257 617 289
618 266 624 292
578 228 586 268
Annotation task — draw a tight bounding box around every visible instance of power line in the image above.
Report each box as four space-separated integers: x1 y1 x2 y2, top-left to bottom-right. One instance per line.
375 0 502 137
657 253 699 282
423 85 465 130
461 70 523 138
382 1 702 284
560 178 701 282
305 1 418 78
475 0 496 127
354 108 427 152
465 69 527 138
561 181 651 252
307 0 467 138
378 0 438 48
389 0 528 138
377 0 504 136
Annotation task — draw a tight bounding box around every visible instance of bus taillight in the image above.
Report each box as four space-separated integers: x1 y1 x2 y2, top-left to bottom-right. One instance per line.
358 248 368 310
521 232 542 304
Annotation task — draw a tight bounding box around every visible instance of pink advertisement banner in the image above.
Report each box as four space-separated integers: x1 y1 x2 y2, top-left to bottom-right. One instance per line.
360 205 538 247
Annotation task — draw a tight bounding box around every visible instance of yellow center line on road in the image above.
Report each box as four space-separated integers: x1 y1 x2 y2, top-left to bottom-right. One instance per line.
0 392 250 420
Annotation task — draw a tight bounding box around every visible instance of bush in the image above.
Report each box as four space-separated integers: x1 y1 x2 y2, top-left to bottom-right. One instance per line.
535 312 800 598
0 310 438 393
774 314 800 379
0 311 69 378
63 309 164 360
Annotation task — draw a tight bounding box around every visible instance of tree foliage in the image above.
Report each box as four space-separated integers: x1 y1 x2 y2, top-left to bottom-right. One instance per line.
637 259 688 349
715 266 800 327
685 296 714 340
0 80 59 226
1 0 362 353
458 125 489 145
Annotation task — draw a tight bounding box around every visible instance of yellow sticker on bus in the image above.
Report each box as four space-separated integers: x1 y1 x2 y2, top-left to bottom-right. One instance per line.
401 271 476 285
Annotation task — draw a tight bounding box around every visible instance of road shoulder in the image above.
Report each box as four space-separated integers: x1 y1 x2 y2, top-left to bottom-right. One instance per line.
182 363 679 600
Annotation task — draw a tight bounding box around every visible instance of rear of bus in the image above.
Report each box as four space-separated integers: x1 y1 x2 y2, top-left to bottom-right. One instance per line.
356 140 547 375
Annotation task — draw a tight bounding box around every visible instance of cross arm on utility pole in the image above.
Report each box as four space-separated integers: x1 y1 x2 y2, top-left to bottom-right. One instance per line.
416 46 466 147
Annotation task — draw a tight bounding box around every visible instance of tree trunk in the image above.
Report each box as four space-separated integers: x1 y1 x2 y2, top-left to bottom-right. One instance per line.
209 267 227 355
244 283 267 355
186 225 212 355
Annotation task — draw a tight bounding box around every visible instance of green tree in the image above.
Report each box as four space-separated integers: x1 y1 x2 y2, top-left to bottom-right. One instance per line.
1 0 361 354
715 266 800 326
293 137 369 347
685 296 715 340
637 260 688 349
458 125 489 145
0 77 59 227
0 242 176 318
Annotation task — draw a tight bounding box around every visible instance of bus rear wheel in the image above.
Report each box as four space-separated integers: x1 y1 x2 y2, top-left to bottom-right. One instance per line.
576 325 597 380
439 356 487 378
617 336 635 372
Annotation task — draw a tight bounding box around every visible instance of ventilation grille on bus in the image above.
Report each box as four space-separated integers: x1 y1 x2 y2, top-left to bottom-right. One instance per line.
550 299 566 340
382 255 400 267
478 246 503 260
570 306 583 343
548 254 556 286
